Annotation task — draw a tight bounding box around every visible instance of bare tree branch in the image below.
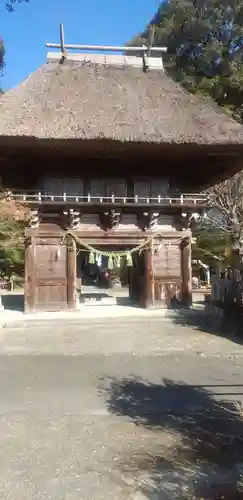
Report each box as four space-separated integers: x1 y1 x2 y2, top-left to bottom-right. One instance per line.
206 171 243 239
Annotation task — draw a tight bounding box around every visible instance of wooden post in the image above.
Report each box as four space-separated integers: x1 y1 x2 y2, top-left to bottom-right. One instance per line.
24 235 36 313
145 241 154 308
181 236 192 306
60 22 65 54
128 263 134 303
147 25 155 56
67 235 77 309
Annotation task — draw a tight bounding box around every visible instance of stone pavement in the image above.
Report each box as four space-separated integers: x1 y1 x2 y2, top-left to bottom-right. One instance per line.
0 312 242 357
0 314 243 499
0 289 205 328
0 305 171 329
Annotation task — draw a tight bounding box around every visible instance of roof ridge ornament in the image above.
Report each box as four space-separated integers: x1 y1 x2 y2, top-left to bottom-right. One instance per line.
59 22 68 64
46 23 167 71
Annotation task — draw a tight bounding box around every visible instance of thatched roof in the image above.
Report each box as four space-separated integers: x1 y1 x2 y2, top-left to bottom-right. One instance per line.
1 58 243 144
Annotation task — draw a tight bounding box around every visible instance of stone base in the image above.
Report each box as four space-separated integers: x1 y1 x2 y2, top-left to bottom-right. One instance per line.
204 300 243 336
0 295 4 311
80 295 117 306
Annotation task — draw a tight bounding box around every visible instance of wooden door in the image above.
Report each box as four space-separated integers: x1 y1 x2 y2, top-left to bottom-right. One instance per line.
151 179 169 198
153 241 182 308
129 251 147 307
134 179 150 202
25 237 69 312
35 243 68 311
41 177 84 198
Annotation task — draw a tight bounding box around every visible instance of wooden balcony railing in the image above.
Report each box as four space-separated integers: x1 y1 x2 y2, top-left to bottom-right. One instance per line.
12 191 208 206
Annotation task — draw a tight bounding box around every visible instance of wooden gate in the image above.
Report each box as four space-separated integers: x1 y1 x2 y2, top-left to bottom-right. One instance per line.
25 234 76 312
128 241 183 309
24 230 188 313
152 239 182 308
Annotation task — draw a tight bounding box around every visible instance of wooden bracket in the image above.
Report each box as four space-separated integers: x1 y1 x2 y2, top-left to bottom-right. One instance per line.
25 236 32 247
138 211 160 231
98 209 121 231
173 213 196 231
180 235 191 248
61 209 81 230
29 209 40 229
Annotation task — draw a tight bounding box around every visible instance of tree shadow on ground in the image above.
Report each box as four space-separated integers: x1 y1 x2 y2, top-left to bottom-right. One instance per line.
172 308 243 346
100 376 243 499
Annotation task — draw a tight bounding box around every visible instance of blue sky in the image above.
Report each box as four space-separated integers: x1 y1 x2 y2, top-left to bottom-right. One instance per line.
1 0 160 90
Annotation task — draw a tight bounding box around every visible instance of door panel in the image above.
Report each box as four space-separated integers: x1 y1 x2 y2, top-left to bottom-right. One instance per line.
153 243 181 279
41 177 84 197
90 179 106 198
153 241 182 307
154 280 181 307
134 180 150 199
106 178 127 198
62 178 84 197
35 244 68 312
151 179 169 198
42 177 63 196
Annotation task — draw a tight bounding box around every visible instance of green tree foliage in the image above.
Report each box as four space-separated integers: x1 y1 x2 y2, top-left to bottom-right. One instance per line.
0 245 24 275
5 0 29 13
132 0 243 121
0 191 29 272
192 225 231 267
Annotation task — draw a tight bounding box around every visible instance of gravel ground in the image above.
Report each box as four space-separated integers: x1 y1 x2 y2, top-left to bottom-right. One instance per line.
0 311 243 356
0 314 243 499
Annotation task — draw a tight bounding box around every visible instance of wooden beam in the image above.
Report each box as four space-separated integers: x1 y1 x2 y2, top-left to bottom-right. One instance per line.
67 235 77 309
181 237 192 306
147 25 155 57
24 236 36 312
45 42 167 53
145 241 154 308
60 22 65 54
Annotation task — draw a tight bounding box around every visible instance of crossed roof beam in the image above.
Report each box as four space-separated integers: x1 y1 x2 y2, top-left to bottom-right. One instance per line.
46 23 167 70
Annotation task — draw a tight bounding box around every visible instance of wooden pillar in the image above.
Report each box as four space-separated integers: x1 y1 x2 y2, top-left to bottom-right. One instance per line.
181 236 192 306
128 264 134 303
144 241 154 308
128 253 139 305
67 235 77 309
24 235 36 313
